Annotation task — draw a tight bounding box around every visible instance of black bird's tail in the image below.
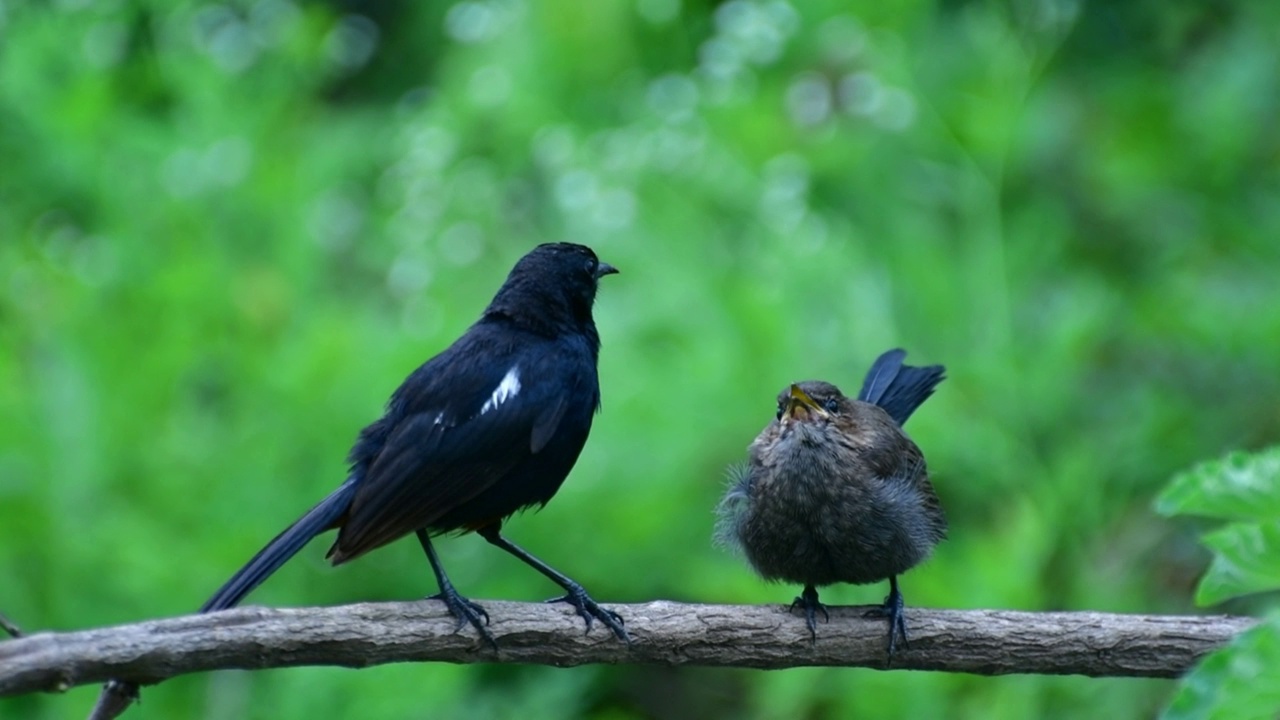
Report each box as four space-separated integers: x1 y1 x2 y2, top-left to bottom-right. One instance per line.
200 477 358 613
857 348 945 426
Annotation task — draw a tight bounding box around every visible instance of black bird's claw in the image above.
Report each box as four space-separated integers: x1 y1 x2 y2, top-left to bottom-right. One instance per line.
864 584 908 659
546 584 631 644
788 585 828 642
428 589 497 650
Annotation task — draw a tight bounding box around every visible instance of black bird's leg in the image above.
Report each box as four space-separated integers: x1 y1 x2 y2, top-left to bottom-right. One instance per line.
864 574 909 658
417 529 496 649
788 584 829 642
476 524 631 643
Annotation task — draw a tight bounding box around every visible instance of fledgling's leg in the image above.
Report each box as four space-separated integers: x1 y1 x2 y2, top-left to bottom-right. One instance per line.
865 574 908 658
789 584 829 642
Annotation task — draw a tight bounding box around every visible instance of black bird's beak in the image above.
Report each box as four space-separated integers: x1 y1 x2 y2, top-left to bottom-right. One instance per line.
784 384 827 422
595 262 619 279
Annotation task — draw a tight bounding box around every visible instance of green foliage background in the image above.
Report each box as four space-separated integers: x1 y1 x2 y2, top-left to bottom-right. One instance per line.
2 0 1279 718
1156 448 1280 719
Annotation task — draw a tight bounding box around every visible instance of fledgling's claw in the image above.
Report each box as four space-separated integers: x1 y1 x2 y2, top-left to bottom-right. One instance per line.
864 580 908 659
546 583 631 644
428 588 496 650
788 584 828 642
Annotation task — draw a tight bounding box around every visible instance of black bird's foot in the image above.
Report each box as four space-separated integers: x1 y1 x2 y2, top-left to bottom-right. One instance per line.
546 583 631 644
428 588 496 650
788 585 828 642
864 580 908 659
473 526 629 643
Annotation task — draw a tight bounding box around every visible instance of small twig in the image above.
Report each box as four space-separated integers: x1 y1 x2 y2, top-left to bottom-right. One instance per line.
0 611 22 639
0 601 1255 716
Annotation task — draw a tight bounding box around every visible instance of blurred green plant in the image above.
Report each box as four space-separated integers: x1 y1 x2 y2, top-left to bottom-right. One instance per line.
1156 448 1280 720
3 0 1280 718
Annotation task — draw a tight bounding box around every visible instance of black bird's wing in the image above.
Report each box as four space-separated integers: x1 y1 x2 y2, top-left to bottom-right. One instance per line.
329 325 582 562
858 349 945 427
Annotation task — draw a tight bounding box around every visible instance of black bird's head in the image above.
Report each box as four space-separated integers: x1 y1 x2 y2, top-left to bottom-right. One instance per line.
485 243 618 335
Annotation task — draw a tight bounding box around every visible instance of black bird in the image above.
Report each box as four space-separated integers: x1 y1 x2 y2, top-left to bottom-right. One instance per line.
93 243 621 718
716 349 946 656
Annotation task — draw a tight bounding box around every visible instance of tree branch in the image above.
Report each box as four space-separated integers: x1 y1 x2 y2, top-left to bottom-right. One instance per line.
0 600 1254 700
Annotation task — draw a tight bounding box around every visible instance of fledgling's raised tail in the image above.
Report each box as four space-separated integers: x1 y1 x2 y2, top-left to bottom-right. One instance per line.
200 476 358 612
857 348 945 427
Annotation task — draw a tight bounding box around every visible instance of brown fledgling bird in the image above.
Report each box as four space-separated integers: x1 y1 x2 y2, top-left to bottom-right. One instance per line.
716 349 946 656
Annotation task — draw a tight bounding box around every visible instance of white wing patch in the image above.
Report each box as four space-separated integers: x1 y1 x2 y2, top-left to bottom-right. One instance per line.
480 366 521 415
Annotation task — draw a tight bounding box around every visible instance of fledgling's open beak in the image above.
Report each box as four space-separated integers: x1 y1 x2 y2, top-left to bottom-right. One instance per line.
784 384 828 422
595 262 619 279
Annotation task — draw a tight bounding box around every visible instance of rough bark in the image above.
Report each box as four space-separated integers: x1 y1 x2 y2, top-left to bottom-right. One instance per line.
0 601 1254 702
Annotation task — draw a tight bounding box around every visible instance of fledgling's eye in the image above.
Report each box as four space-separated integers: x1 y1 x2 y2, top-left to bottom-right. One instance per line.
775 403 785 420
822 398 840 413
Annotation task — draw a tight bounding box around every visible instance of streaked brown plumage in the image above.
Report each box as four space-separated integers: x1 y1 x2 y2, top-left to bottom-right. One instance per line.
717 350 946 655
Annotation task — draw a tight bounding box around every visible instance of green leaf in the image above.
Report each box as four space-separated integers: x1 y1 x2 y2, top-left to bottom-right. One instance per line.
1156 447 1280 521
1194 520 1280 606
1162 612 1280 720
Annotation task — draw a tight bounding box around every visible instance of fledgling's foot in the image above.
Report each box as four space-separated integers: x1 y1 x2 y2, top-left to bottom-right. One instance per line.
864 583 908 659
788 584 829 642
547 582 631 644
428 587 496 650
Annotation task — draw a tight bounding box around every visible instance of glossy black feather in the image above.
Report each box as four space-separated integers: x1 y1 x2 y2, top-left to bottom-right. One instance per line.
200 478 357 612
330 324 601 561
96 244 624 714
858 348 945 426
197 241 615 600
856 348 905 405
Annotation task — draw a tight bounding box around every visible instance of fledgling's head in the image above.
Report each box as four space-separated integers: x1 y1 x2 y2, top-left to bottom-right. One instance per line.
754 380 864 453
774 381 853 426
487 243 618 332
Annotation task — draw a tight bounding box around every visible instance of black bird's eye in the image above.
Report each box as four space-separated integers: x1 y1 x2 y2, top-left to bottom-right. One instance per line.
822 398 839 413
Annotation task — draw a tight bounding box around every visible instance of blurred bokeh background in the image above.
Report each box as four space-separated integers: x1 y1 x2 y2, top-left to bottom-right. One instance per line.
2 0 1279 718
